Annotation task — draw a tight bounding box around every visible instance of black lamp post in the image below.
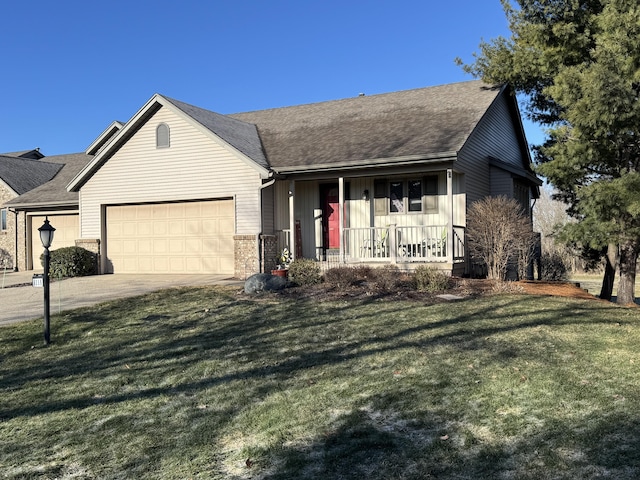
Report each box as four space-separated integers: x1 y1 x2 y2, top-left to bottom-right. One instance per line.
38 217 55 346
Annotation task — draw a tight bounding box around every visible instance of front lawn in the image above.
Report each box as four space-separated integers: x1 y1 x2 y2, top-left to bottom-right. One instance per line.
1 286 639 479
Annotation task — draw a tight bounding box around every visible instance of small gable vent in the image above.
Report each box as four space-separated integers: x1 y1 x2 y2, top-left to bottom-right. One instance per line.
156 123 170 148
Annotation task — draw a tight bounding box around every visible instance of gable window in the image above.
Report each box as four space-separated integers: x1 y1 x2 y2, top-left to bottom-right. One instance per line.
156 123 170 148
1 209 7 231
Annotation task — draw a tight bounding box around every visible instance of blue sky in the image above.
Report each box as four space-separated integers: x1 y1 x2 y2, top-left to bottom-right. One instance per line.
1 0 544 156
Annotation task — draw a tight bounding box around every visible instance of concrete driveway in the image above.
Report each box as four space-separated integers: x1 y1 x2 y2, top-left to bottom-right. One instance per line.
0 271 243 326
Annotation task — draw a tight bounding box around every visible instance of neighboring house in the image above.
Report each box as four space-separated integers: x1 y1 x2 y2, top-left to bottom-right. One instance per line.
4 153 94 270
0 150 62 270
65 80 541 278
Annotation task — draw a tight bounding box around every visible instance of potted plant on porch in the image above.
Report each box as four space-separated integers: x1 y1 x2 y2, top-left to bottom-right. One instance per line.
271 248 291 278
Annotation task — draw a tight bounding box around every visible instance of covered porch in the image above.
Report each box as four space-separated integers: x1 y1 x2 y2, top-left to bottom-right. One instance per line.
271 167 468 274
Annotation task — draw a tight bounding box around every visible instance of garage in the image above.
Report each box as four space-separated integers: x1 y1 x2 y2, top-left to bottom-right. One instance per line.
30 214 79 269
105 199 235 274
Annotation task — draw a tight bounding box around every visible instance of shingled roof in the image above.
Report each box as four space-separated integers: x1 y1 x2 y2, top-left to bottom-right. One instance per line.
5 153 92 209
163 96 269 170
230 80 504 172
0 156 62 195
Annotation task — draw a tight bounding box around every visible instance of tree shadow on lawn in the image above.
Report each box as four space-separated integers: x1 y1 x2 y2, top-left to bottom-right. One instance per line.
2 290 638 477
0 293 621 422
257 401 640 479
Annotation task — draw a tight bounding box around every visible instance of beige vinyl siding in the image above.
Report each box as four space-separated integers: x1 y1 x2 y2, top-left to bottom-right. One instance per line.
457 91 525 205
79 106 263 239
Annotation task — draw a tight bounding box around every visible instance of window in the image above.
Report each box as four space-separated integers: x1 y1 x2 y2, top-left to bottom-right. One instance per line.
374 179 387 215
408 180 423 212
156 123 170 148
1 209 7 231
373 177 439 215
424 175 439 213
390 181 404 213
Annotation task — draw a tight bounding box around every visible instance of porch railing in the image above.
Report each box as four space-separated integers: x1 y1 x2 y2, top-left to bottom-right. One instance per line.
276 225 465 265
344 225 465 263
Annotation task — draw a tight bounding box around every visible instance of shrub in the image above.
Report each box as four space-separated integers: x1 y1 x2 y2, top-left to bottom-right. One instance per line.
323 266 363 288
288 258 321 286
413 265 450 292
467 196 538 281
42 246 97 278
540 251 569 281
369 265 402 291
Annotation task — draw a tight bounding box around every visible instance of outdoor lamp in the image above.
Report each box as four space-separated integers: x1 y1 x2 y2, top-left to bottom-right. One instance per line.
38 217 55 345
39 218 55 249
362 189 370 201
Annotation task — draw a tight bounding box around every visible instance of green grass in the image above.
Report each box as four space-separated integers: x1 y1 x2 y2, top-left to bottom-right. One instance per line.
2 286 640 479
571 272 640 299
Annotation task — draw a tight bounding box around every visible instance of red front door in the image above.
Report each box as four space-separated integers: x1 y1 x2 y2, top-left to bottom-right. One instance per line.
327 190 340 249
322 185 340 249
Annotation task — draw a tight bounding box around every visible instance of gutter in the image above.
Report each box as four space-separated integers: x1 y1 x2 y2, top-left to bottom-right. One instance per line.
272 152 458 175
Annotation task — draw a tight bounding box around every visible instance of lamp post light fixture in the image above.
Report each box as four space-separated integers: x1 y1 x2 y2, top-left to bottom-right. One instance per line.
38 217 55 346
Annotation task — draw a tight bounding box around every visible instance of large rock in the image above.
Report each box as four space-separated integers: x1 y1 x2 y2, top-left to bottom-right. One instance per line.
244 273 288 294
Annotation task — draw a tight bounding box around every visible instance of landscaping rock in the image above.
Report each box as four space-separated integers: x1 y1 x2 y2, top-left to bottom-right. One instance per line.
244 273 288 294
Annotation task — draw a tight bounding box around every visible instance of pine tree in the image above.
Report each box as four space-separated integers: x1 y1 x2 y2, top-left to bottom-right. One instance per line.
459 0 640 304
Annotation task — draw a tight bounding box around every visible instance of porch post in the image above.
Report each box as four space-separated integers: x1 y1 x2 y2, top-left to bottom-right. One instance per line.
446 169 454 263
338 177 344 263
13 209 19 271
314 208 323 261
289 180 295 261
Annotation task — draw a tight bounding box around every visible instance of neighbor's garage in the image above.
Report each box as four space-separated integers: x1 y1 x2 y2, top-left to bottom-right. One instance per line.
105 199 235 274
30 214 79 269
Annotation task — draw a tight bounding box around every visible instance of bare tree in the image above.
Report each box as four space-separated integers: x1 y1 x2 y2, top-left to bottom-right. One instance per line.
467 196 537 281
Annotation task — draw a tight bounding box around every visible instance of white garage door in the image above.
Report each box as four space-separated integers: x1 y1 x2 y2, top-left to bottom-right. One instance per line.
30 214 79 269
106 200 235 274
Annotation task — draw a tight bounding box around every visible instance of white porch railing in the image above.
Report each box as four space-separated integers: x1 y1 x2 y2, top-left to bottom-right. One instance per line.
276 225 465 265
344 225 465 263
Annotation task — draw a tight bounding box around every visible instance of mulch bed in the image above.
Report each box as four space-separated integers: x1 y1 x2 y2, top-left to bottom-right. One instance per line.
516 280 598 300
273 277 601 303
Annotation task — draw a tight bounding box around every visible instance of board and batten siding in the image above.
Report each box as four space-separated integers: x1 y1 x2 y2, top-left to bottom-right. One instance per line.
456 91 526 205
79 106 263 239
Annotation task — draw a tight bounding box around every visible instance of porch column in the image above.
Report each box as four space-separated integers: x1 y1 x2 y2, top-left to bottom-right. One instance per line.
289 180 295 261
12 209 18 271
338 177 344 262
446 169 454 263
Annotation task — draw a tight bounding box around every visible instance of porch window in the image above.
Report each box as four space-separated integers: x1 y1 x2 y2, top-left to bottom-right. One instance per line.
424 175 438 213
156 123 170 148
0 209 6 231
408 180 423 212
390 181 404 213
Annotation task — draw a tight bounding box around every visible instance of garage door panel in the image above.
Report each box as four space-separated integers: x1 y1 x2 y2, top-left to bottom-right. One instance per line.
30 214 79 269
107 200 234 274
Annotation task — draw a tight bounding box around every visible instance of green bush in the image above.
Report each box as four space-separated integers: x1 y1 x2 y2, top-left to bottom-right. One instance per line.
288 258 322 286
540 252 569 281
413 265 450 292
42 246 98 278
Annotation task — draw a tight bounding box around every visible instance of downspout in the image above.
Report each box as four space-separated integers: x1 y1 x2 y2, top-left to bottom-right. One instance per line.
289 180 295 261
8 208 18 271
258 178 276 273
